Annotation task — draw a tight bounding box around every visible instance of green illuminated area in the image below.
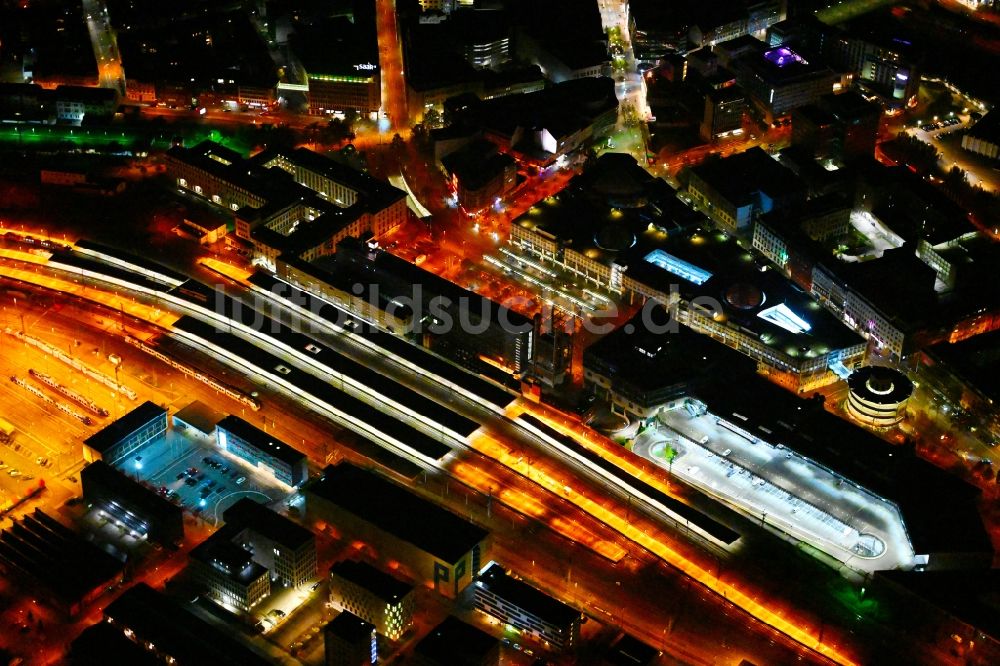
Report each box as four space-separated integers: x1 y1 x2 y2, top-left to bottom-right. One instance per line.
0 124 248 153
309 73 373 84
815 0 895 25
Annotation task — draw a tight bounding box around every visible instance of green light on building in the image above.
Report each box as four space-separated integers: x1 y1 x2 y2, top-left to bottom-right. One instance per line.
309 74 373 84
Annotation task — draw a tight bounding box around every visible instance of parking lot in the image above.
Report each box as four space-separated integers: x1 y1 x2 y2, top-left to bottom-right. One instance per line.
636 404 915 573
130 428 292 525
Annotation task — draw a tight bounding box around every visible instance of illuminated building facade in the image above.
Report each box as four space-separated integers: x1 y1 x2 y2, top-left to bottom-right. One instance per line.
686 147 806 232
82 401 168 466
166 141 408 271
223 498 318 589
190 537 271 612
216 416 308 487
81 460 184 546
329 560 415 641
511 153 863 389
307 71 381 116
473 562 582 651
846 366 914 428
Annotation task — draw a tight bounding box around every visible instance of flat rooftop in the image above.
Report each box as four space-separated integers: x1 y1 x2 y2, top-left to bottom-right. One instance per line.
688 147 806 208
83 401 166 455
477 563 579 627
173 399 224 436
0 509 123 605
330 559 413 603
690 376 991 557
81 460 182 528
103 583 273 666
222 498 315 550
308 463 489 563
414 616 499 666
604 632 661 666
190 536 267 586
876 569 1000 642
584 303 755 399
216 415 307 468
324 611 375 644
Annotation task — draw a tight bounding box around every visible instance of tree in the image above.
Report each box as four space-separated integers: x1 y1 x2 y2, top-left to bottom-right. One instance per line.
664 444 678 474
423 108 442 129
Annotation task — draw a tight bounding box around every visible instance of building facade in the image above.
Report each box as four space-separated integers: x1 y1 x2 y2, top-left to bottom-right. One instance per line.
329 560 415 641
473 563 582 651
82 401 168 466
215 415 309 487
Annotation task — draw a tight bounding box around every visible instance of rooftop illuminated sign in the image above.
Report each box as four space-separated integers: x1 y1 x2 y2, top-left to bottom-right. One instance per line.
757 303 811 334
763 46 807 68
645 249 713 285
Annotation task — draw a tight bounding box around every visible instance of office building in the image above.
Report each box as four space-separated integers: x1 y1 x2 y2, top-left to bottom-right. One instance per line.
474 562 582 651
686 147 806 232
324 611 377 666
440 138 517 212
920 329 1000 441
875 569 1000 666
223 498 318 588
445 77 618 169
846 366 914 429
700 85 746 141
288 9 382 117
306 463 490 598
791 91 882 163
603 633 662 666
190 536 271 612
82 401 168 466
81 460 184 546
961 112 1000 160
53 85 119 123
101 583 274 666
412 616 501 666
216 415 309 487
736 44 839 123
329 560 415 641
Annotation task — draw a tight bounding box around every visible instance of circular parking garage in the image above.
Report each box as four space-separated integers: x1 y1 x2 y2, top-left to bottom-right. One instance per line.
846 366 914 429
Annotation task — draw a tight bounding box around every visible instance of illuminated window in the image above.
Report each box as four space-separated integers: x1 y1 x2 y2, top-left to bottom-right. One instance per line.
644 249 713 285
757 303 811 334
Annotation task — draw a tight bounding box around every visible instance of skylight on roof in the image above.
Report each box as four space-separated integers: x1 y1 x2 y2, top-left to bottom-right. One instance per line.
644 249 713 285
757 303 811 334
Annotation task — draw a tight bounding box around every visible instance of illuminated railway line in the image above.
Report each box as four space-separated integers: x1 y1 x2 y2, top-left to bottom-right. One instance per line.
172 315 455 464
9 375 94 426
122 335 262 411
28 369 110 417
3 327 139 401
246 272 516 411
166 280 480 442
46 249 481 444
517 414 741 547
